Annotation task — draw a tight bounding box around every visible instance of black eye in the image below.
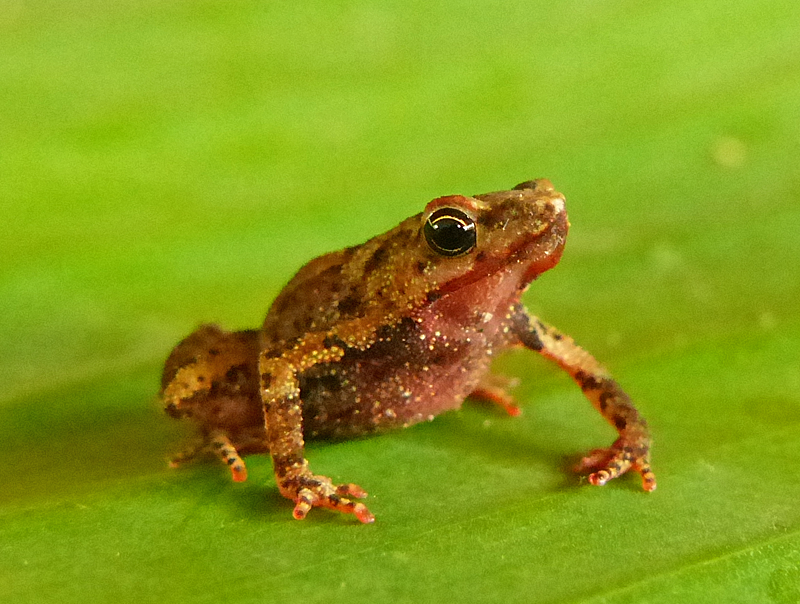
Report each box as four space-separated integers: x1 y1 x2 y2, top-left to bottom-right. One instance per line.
423 207 477 257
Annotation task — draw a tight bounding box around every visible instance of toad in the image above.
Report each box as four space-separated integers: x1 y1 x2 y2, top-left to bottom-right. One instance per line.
161 179 656 524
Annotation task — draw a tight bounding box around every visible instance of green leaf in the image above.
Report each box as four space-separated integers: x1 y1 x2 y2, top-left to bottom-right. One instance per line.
2 1 799 603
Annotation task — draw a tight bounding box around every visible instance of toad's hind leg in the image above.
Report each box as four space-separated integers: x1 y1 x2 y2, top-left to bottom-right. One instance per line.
209 433 248 482
168 439 207 469
169 432 248 482
470 373 522 417
161 325 260 417
512 307 656 492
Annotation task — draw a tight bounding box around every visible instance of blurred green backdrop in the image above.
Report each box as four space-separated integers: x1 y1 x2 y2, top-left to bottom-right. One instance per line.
2 1 799 602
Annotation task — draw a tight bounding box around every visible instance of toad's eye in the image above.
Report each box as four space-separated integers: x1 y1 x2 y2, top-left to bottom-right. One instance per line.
424 207 477 257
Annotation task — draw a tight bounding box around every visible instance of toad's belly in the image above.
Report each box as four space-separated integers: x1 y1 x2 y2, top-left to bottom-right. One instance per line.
299 359 491 439
298 317 505 439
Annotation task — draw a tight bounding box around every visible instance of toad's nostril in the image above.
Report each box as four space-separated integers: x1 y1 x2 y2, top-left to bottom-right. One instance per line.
513 178 555 193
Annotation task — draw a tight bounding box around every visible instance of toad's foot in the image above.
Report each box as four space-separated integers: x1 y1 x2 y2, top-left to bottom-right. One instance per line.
575 438 657 492
169 432 248 483
470 386 521 417
278 473 374 524
470 374 522 417
209 433 248 482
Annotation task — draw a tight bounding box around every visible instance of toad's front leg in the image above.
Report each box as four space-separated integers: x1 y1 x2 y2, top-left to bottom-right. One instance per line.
259 350 375 524
512 306 657 492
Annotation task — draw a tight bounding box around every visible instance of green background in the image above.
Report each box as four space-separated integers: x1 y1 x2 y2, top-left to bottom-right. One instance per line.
2 1 799 602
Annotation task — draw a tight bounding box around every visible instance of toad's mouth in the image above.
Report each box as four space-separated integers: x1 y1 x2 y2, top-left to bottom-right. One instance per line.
432 218 568 298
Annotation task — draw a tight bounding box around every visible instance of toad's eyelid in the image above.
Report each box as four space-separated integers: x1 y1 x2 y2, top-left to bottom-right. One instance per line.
425 194 480 215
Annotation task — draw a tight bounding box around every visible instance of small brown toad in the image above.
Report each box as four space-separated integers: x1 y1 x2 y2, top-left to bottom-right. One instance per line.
161 180 656 523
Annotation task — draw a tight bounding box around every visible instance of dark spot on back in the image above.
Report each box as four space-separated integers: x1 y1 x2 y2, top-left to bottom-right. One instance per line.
263 336 301 358
364 241 391 274
318 263 344 281
337 294 361 316
225 363 249 384
274 292 298 316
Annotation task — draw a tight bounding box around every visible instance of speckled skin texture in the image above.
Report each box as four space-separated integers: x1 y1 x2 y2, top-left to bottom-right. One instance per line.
162 180 656 523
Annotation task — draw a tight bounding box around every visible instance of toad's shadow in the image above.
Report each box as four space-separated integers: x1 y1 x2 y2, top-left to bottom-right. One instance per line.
0 365 184 506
